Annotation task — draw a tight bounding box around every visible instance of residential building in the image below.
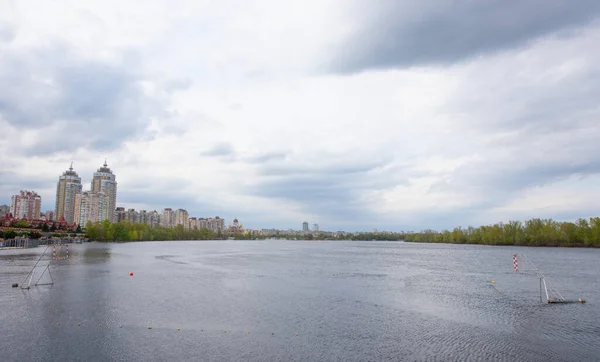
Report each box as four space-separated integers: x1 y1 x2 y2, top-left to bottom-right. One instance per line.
175 209 189 228
74 191 106 227
0 205 9 218
302 221 309 231
55 163 83 224
91 161 118 222
189 217 198 229
125 209 139 223
139 210 149 224
10 190 41 219
148 210 160 228
115 207 126 222
197 216 224 232
313 224 319 232
45 210 55 221
161 208 175 228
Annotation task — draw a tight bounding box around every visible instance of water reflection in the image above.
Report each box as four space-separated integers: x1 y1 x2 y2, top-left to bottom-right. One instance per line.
1 241 599 361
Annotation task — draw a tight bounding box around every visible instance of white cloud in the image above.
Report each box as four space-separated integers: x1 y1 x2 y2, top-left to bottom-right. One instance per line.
1 1 600 231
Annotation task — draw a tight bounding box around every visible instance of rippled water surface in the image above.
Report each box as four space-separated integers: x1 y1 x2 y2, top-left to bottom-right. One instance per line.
1 240 599 361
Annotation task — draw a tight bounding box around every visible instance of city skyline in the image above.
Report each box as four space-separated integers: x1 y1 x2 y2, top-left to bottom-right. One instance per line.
1 2 600 231
0 162 258 232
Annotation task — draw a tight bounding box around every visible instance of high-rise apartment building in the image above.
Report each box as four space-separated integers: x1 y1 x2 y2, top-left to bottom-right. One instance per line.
125 209 139 223
91 161 118 222
161 208 175 228
10 190 41 219
175 209 189 229
149 210 160 228
139 210 148 224
55 164 82 224
115 207 126 222
74 191 107 227
139 210 160 228
302 221 309 231
198 216 225 232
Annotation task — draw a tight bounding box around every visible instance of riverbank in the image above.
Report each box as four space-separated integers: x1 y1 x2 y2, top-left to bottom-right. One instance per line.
404 217 600 247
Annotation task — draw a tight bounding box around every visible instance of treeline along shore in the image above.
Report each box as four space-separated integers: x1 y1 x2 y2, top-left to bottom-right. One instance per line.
404 217 600 247
83 220 404 242
85 221 216 242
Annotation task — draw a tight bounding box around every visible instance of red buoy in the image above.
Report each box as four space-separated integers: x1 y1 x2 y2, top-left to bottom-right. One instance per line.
129 272 134 276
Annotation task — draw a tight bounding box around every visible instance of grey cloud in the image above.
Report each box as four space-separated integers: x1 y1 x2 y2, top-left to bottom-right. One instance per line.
201 143 235 157
0 23 14 43
0 43 159 156
162 77 192 93
0 169 55 193
248 158 409 228
330 0 600 72
253 174 369 226
245 152 287 164
260 160 388 177
421 31 600 215
117 188 231 220
228 103 243 111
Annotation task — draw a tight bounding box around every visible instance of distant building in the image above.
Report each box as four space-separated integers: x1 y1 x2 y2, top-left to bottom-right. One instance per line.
302 221 309 231
91 161 118 222
189 217 198 229
45 210 55 221
161 208 175 228
74 191 107 227
198 216 224 232
139 210 148 224
313 224 319 232
55 163 83 224
228 217 243 233
175 209 189 228
115 207 126 222
125 209 139 223
148 210 160 228
0 205 9 218
10 190 42 220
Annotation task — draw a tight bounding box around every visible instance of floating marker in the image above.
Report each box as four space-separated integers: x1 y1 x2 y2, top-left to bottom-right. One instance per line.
579 298 586 304
77 323 81 326
177 328 180 331
129 272 134 276
148 326 152 329
492 280 495 284
98 324 102 327
120 325 123 328
57 322 60 325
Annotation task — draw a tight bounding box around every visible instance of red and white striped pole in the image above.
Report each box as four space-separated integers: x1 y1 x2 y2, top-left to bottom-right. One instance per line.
513 254 519 272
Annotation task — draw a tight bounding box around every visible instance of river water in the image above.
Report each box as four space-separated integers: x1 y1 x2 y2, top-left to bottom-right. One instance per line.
0 240 598 361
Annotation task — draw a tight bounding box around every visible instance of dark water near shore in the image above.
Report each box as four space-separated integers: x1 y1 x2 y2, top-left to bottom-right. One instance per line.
1 240 599 361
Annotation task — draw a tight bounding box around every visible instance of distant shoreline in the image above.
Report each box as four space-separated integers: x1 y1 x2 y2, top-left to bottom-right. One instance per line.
403 240 598 248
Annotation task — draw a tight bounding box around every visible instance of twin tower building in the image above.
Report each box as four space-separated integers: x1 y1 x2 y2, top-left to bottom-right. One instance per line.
55 161 117 227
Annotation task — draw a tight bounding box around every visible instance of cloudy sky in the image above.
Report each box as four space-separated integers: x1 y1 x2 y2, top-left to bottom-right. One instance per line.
1 0 600 232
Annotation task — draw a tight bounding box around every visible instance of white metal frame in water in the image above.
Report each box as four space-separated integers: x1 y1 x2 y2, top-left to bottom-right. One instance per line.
21 245 56 289
513 253 565 303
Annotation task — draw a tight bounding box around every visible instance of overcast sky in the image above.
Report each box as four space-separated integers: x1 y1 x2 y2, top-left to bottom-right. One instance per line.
1 0 600 232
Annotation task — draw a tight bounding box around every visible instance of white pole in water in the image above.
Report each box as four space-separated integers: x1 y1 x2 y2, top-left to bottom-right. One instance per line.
542 278 550 302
